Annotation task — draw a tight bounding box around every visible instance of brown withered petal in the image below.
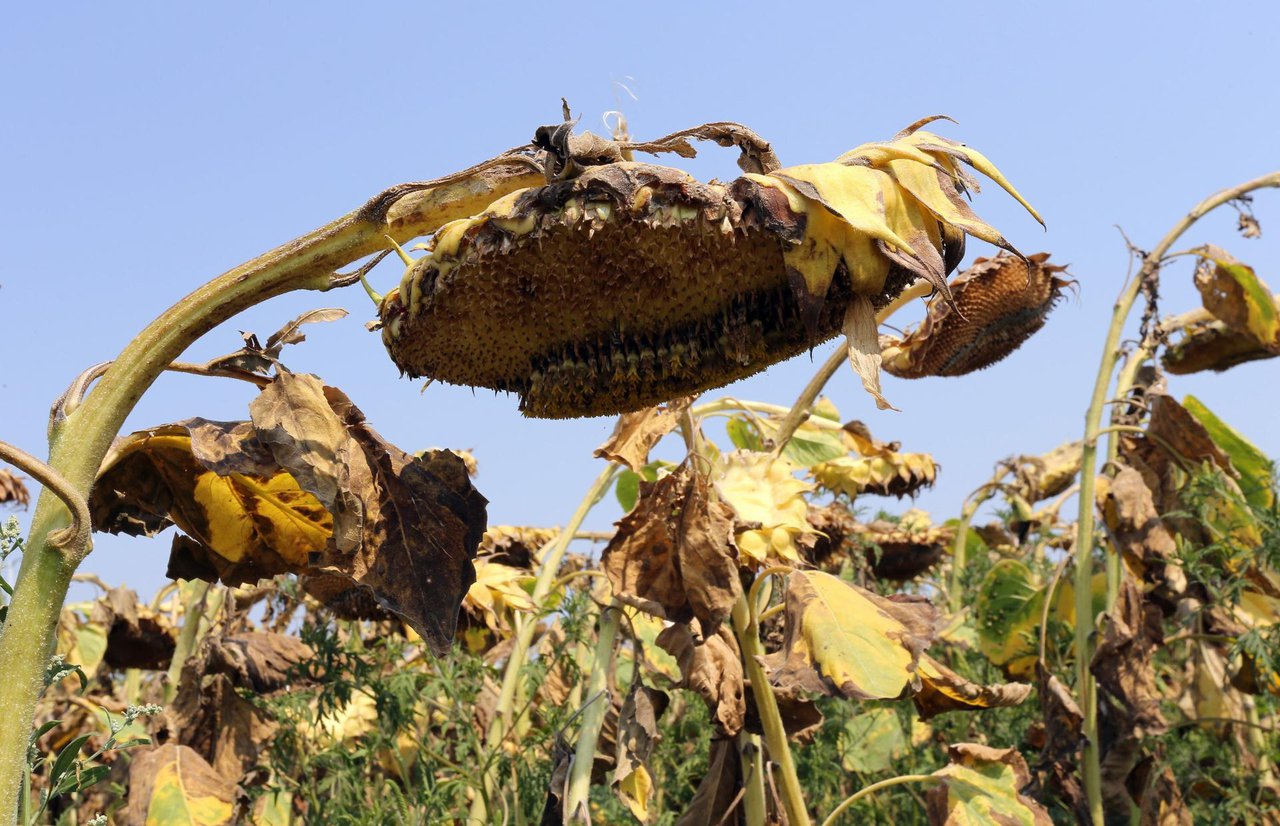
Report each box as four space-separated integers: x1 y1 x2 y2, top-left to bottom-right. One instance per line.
0 469 29 508
593 397 693 472
882 252 1072 378
1162 318 1279 374
603 462 741 629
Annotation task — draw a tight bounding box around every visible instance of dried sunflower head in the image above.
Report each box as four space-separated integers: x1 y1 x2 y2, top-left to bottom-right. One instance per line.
380 120 1041 418
881 252 1072 378
853 510 954 581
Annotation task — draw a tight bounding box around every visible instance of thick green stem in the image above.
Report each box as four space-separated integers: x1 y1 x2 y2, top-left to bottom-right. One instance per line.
1071 172 1280 825
0 158 544 825
737 732 768 826
562 606 621 818
473 464 617 820
732 593 811 826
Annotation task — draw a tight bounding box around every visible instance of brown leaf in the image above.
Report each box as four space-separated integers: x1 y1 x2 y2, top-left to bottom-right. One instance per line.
675 738 743 826
202 632 313 693
1146 393 1234 475
1097 466 1178 585
1032 663 1087 823
612 683 669 822
169 667 277 781
92 586 176 671
301 571 397 621
540 736 573 826
744 680 824 742
0 468 29 508
1091 578 1167 739
593 397 693 472
479 525 559 569
1128 757 1194 826
1163 318 1279 374
603 463 741 630
656 623 746 736
912 654 1032 720
125 744 236 826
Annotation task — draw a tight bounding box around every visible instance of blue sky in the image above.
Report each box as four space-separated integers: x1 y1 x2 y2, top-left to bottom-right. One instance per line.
2 2 1278 598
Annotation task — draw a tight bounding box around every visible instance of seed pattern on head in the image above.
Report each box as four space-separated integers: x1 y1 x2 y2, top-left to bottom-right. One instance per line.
379 124 1042 418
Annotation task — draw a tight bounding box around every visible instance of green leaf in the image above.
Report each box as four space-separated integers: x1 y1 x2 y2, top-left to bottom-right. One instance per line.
725 417 764 452
841 707 906 773
47 734 92 790
615 470 640 512
1184 394 1275 510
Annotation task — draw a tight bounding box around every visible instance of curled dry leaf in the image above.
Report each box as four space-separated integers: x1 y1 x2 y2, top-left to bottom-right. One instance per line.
1090 578 1167 739
674 738 741 826
201 632 313 693
853 509 954 581
1096 466 1180 588
1192 245 1279 346
169 666 277 782
765 570 936 700
124 744 235 826
0 468 29 507
656 622 745 736
714 450 813 566
881 253 1073 379
91 371 488 654
744 680 824 742
1145 392 1235 475
593 397 694 472
926 743 1052 826
912 654 1033 720
603 462 741 629
205 307 349 377
612 683 669 824
1163 317 1279 375
381 123 1039 418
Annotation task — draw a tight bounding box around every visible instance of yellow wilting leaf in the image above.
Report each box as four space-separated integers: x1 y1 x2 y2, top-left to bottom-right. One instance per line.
913 654 1033 719
881 253 1073 379
464 557 536 634
611 683 667 823
1192 245 1280 346
713 451 812 566
381 120 1040 418
124 744 235 826
765 570 936 700
926 743 1052 825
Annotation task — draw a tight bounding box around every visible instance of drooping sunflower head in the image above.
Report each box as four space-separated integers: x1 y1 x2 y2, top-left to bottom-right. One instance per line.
379 118 1042 418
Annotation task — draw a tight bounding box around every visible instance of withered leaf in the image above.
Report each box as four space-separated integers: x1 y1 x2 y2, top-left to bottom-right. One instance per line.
674 738 743 826
540 736 573 826
169 665 277 782
1192 245 1279 346
912 654 1032 720
205 308 349 376
0 468 29 508
603 462 741 630
926 743 1053 825
612 683 669 823
1128 757 1194 826
1097 466 1178 584
744 680 824 742
202 632 313 693
1146 392 1234 475
765 570 936 700
656 622 745 736
593 397 693 472
124 744 236 826
1163 318 1279 375
1090 578 1166 739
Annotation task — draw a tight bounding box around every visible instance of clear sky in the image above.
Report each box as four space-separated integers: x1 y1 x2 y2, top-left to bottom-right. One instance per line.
2 2 1278 599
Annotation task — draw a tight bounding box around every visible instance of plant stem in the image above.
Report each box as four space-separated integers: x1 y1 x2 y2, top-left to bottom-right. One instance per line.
164 580 213 704
947 476 1007 614
731 593 811 826
1071 171 1280 826
738 732 767 826
473 464 617 820
0 158 543 826
562 606 621 818
819 774 939 826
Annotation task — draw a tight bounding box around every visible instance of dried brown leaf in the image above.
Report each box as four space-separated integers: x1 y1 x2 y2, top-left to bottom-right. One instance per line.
674 738 742 826
124 744 236 826
912 654 1032 720
594 397 693 472
1097 466 1179 586
612 683 669 823
603 462 741 629
656 623 746 736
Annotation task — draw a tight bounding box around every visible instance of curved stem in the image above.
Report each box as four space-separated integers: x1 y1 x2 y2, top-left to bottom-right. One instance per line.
948 475 1007 614
0 442 88 554
820 774 939 826
0 157 545 826
1070 171 1280 826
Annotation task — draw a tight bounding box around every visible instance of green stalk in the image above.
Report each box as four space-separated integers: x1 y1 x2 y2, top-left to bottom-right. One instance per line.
472 464 617 821
732 594 811 826
561 605 621 817
737 732 768 826
820 774 938 826
947 476 1007 615
1071 172 1280 825
163 580 214 704
0 159 544 825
